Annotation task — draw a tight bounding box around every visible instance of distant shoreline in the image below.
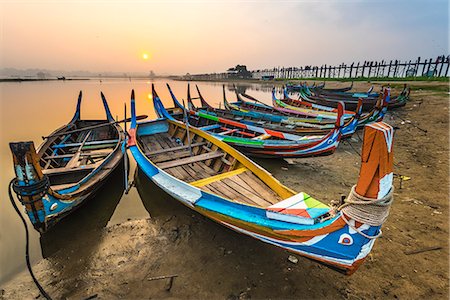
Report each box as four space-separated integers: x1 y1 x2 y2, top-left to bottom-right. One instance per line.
0 78 90 82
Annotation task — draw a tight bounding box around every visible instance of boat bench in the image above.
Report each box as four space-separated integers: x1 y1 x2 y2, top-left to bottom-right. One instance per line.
157 151 224 170
44 151 111 160
52 139 119 149
145 142 207 156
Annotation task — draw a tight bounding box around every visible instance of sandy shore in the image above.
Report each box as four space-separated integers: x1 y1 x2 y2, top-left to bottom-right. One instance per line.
1 81 448 299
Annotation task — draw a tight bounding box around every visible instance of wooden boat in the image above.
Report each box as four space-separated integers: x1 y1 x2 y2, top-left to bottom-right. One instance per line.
297 85 409 111
317 81 353 93
129 89 395 275
236 88 388 130
286 81 326 91
153 85 345 158
312 85 378 98
272 88 357 120
287 86 383 112
174 84 361 139
9 91 126 233
225 92 341 123
273 88 371 118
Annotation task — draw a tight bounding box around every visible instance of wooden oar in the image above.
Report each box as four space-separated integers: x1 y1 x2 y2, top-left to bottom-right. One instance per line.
123 102 130 194
182 100 193 156
43 115 148 139
66 130 92 168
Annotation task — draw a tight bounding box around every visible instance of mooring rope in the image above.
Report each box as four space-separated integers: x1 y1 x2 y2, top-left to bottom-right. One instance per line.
340 185 394 226
8 179 52 300
335 185 394 239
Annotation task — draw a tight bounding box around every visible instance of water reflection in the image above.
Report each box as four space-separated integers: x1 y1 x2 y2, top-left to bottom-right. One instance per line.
40 162 126 258
134 168 191 219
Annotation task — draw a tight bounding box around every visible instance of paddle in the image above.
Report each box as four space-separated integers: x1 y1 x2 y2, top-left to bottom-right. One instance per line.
42 114 148 139
182 99 193 156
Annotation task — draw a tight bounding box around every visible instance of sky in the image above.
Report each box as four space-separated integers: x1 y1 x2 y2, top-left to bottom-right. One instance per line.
0 0 448 75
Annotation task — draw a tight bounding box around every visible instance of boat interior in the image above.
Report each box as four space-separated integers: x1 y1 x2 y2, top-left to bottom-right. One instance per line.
39 120 120 186
137 120 283 208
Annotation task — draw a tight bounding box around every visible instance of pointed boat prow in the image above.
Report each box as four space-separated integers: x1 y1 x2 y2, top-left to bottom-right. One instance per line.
10 142 49 232
355 122 394 199
338 121 394 274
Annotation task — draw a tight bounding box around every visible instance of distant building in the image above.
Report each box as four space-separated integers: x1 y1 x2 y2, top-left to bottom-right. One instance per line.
227 65 252 79
36 71 48 79
261 75 275 81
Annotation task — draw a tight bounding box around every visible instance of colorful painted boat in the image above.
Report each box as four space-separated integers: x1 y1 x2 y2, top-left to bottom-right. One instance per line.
153 85 345 158
317 81 353 93
297 85 409 111
274 89 363 117
129 89 395 275
175 84 362 139
225 92 340 123
228 88 388 131
9 91 126 233
272 88 356 119
308 85 378 98
286 81 327 91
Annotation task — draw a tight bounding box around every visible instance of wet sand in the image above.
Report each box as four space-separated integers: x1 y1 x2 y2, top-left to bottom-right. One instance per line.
1 82 448 299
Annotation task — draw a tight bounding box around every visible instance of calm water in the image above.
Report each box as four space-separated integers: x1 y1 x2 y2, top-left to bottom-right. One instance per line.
0 78 277 283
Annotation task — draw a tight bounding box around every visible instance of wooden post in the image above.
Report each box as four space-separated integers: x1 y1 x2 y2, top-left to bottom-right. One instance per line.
368 61 373 78
315 66 319 78
405 60 411 77
433 56 440 77
361 61 366 78
393 60 398 78
438 55 445 77
387 60 392 78
349 62 354 78
426 58 433 77
445 56 450 77
415 57 421 77
421 59 428 76
380 60 385 77
355 62 360 77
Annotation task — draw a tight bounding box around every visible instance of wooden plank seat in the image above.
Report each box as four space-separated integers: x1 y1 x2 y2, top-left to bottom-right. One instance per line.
191 167 247 187
42 163 99 175
145 142 207 156
52 139 119 149
157 151 225 170
44 151 111 160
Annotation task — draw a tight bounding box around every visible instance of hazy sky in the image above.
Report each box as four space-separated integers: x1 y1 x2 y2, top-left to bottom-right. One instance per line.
1 0 448 74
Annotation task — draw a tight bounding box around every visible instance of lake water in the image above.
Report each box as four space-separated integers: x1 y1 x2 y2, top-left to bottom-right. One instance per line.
0 78 277 283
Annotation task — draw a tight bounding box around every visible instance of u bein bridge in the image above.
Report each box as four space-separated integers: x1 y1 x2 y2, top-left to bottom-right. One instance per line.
182 55 450 81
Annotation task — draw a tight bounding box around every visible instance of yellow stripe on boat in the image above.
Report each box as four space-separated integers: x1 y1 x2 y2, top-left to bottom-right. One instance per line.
191 167 248 187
